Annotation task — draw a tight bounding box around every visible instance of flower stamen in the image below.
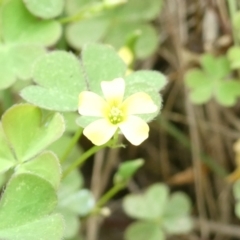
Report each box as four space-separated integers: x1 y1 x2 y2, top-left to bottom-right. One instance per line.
108 106 123 124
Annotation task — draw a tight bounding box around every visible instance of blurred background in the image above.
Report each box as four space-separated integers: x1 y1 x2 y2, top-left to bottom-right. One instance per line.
2 0 240 239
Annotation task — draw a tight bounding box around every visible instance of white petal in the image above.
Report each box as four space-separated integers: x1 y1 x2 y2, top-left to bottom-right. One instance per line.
119 116 149 145
123 92 158 115
101 78 125 104
78 91 107 116
83 119 117 146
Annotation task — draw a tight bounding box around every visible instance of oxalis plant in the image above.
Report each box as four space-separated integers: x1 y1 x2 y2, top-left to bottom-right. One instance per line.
0 0 194 240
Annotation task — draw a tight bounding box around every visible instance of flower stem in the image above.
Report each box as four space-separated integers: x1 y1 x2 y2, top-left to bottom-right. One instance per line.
62 140 114 179
95 182 125 208
60 128 83 163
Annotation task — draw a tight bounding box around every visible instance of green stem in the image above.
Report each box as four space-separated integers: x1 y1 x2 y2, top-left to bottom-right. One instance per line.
58 2 104 24
62 139 114 179
60 128 83 163
58 9 87 24
228 0 238 45
95 183 125 208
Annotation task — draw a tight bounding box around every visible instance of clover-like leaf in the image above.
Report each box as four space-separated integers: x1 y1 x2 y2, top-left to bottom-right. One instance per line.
0 104 65 167
124 82 162 122
59 189 95 216
0 173 64 240
0 123 16 174
227 46 240 69
66 17 110 50
57 170 94 238
185 54 239 106
125 221 164 240
1 0 61 46
162 192 193 234
215 81 240 106
201 54 230 79
65 0 96 15
0 0 62 89
0 44 46 90
48 134 83 165
105 22 158 59
16 151 61 189
185 69 213 104
123 184 169 220
81 43 127 94
125 70 167 91
23 0 64 19
21 51 86 111
113 0 163 22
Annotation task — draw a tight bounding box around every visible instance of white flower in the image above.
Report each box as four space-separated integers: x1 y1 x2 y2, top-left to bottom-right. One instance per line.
78 78 158 146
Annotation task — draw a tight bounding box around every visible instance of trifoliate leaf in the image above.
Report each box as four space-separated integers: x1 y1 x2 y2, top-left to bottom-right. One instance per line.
23 0 64 19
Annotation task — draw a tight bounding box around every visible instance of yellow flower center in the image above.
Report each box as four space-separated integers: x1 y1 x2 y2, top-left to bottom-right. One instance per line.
108 106 124 124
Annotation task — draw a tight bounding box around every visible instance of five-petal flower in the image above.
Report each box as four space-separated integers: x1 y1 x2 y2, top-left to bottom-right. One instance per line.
78 78 158 146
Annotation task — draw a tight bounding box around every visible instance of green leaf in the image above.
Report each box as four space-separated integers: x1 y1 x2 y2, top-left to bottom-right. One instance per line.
57 170 90 238
189 86 212 104
62 112 79 133
66 17 110 50
233 11 240 30
58 189 95 216
0 214 64 240
0 124 16 173
201 54 230 79
105 22 158 58
48 134 83 164
114 159 144 184
23 0 64 19
227 46 240 69
114 0 163 22
21 51 86 111
124 82 162 122
0 45 15 89
134 24 158 59
76 116 100 128
125 70 167 91
125 221 165 240
81 43 127 94
215 81 240 106
185 69 209 88
65 0 96 15
164 192 191 217
184 69 213 104
0 44 45 90
200 54 218 77
162 192 192 234
2 104 65 162
58 209 79 239
58 170 83 199
1 0 61 46
16 151 61 189
123 184 169 220
162 216 193 234
0 173 58 229
10 44 46 80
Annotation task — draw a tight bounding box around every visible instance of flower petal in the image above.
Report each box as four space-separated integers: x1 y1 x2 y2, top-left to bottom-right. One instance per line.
123 92 158 115
83 119 117 146
78 91 107 116
101 78 125 104
119 116 149 145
